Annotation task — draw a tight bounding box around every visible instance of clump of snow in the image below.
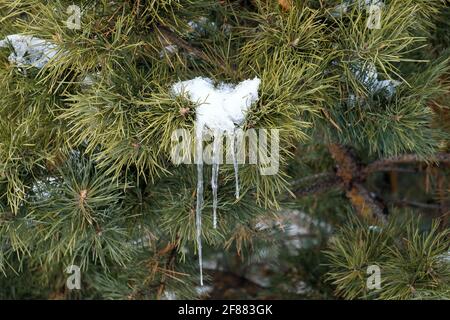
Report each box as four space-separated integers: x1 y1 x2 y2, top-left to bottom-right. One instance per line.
368 225 382 232
159 44 178 58
171 77 261 135
0 34 60 69
332 0 384 17
188 17 217 37
255 210 332 253
162 291 177 300
80 71 102 87
187 17 232 37
171 76 261 286
196 285 213 297
129 235 152 248
31 176 60 201
351 62 401 98
441 251 450 264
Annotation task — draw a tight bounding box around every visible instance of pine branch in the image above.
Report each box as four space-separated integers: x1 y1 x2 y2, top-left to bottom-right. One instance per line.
327 144 387 224
157 25 210 62
156 25 232 74
293 173 342 197
387 198 443 210
204 268 267 298
347 183 387 224
156 237 181 299
292 147 449 224
364 167 419 174
365 153 450 174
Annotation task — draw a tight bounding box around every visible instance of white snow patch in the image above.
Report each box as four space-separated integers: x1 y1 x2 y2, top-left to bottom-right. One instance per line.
159 44 178 58
162 291 177 300
172 77 260 135
351 62 401 98
441 251 450 264
196 285 213 297
188 17 217 36
171 76 261 286
254 210 332 252
81 71 102 86
202 258 219 270
368 225 382 232
31 176 59 200
291 281 311 295
0 34 60 69
255 221 272 231
130 235 152 248
333 0 384 16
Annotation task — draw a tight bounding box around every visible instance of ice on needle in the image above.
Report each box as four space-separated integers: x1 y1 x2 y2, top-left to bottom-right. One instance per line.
172 76 261 285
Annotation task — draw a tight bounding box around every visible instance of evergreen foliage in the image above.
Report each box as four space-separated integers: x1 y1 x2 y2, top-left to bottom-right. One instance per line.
0 0 448 299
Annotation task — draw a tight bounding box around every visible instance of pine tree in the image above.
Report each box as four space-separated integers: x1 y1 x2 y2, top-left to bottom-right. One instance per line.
0 0 448 300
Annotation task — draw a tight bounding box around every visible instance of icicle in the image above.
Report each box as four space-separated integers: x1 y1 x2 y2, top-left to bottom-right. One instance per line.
195 127 204 286
170 77 261 286
230 131 240 199
211 130 221 229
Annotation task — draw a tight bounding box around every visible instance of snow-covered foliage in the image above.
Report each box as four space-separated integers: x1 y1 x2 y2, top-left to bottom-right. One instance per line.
171 77 261 285
351 62 401 98
0 34 59 69
332 0 384 17
172 77 261 134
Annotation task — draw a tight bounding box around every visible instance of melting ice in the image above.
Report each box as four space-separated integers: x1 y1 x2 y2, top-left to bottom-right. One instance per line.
172 76 261 285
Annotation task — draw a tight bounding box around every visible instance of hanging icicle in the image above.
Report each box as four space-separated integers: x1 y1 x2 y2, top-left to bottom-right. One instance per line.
195 126 204 286
172 76 261 285
229 131 240 199
211 129 221 229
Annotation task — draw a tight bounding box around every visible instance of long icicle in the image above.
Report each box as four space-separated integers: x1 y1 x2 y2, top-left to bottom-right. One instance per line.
211 130 221 229
230 131 239 199
195 127 204 286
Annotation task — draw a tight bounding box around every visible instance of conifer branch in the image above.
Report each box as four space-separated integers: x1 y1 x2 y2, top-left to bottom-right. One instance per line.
365 153 450 174
0 0 448 300
157 26 211 62
156 25 231 74
156 237 180 299
204 269 266 294
328 144 387 223
387 198 443 210
293 173 342 197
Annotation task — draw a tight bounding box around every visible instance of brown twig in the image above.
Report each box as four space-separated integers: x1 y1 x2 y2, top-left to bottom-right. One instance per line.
204 268 267 299
365 166 418 174
328 143 387 224
157 26 211 62
156 25 233 76
347 183 387 224
387 198 443 210
294 174 342 197
327 144 362 186
437 174 449 229
292 146 448 224
365 153 450 175
291 172 336 186
156 237 181 299
128 237 182 300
